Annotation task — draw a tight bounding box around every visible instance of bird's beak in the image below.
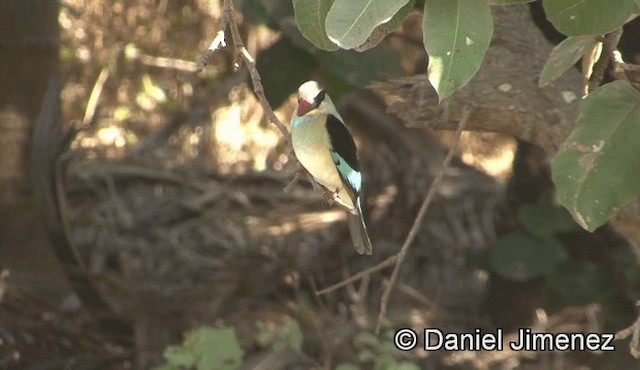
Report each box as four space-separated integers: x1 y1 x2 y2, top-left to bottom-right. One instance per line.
296 99 313 116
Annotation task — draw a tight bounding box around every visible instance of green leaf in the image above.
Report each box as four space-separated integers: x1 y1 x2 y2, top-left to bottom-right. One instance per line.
317 44 403 87
423 0 493 101
551 81 640 231
547 261 616 307
256 316 304 353
162 327 243 370
255 37 317 108
490 232 568 281
292 0 338 51
486 0 534 4
325 0 411 49
518 191 580 236
355 0 416 51
335 364 360 370
396 363 422 370
162 345 195 369
539 36 597 87
543 0 638 36
355 332 381 348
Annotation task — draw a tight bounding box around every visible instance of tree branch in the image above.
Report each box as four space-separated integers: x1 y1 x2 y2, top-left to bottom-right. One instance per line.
371 5 582 154
196 0 290 144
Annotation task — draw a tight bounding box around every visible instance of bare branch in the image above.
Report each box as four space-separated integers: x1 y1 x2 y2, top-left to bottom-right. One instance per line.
125 44 199 72
615 302 640 358
196 0 233 73
375 106 470 333
197 0 291 145
316 255 398 295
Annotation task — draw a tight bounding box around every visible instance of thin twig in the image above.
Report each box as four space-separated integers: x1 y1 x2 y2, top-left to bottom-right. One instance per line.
83 67 110 125
197 0 291 144
316 255 398 295
616 302 640 358
196 0 233 73
374 106 471 333
125 44 199 72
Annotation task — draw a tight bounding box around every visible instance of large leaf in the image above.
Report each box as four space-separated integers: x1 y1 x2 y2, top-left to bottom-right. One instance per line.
543 0 639 36
551 80 640 231
255 37 317 108
423 0 493 101
539 36 597 87
292 0 338 51
355 0 416 51
325 0 411 50
490 232 568 281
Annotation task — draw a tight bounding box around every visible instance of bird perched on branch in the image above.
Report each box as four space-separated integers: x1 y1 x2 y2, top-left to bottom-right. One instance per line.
290 80 372 255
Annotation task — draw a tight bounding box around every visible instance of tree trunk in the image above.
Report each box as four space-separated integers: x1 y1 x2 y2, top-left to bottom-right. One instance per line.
0 1 69 301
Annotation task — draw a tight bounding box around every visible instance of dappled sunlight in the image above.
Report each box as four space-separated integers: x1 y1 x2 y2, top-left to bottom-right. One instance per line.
438 131 517 181
212 84 282 173
248 209 346 236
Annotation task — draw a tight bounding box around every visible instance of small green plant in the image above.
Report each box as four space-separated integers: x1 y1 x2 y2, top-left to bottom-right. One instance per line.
157 326 243 370
157 315 305 370
337 326 420 370
488 191 578 282
256 315 304 352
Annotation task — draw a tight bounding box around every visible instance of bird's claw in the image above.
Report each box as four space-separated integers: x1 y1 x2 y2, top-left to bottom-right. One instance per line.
323 189 339 206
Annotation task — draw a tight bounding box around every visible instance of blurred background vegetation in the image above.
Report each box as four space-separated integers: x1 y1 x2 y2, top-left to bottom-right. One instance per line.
1 0 640 369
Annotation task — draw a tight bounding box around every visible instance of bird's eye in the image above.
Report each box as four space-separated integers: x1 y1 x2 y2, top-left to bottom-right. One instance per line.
314 90 326 106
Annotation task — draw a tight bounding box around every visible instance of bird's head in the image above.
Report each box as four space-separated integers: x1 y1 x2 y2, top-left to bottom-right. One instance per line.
296 80 326 117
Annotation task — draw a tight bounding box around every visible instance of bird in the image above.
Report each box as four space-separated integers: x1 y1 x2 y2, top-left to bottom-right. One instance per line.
290 80 372 255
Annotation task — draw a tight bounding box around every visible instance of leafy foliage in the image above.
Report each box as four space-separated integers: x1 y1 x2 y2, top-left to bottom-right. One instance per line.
488 191 578 281
158 317 306 370
490 232 568 281
539 36 597 87
257 20 403 108
256 316 304 352
547 259 627 325
158 327 243 370
422 0 493 100
543 0 639 36
486 0 534 4
292 0 338 51
285 0 640 233
355 0 416 51
325 0 411 50
552 81 640 231
518 191 579 236
337 328 420 370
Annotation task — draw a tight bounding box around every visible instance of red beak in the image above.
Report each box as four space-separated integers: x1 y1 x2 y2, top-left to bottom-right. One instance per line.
296 100 313 116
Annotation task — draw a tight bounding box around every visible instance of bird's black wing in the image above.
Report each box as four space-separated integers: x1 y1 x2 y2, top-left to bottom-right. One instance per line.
326 114 361 198
326 114 359 171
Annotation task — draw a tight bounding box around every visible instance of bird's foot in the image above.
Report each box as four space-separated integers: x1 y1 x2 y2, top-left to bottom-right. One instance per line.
284 170 304 193
284 167 320 193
